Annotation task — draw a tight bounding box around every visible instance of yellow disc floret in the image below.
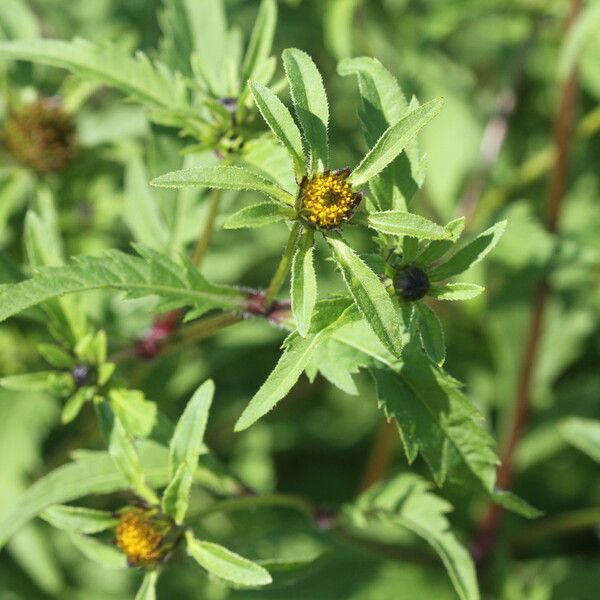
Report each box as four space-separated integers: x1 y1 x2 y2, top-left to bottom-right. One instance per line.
300 169 361 229
115 508 165 567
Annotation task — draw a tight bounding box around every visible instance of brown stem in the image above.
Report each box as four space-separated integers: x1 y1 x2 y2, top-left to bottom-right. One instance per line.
358 419 398 492
471 0 582 566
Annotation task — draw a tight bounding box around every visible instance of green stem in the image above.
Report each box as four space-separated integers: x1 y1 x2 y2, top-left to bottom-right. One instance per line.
187 493 314 522
264 222 301 305
511 507 600 547
165 312 241 351
191 188 222 267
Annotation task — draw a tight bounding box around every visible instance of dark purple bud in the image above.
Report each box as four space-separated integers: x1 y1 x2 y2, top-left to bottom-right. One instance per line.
71 364 96 387
393 266 430 301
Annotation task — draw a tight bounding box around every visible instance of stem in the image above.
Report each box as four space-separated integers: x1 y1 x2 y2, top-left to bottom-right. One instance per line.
163 312 241 352
510 507 600 548
263 222 301 305
358 419 398 492
187 493 314 522
471 0 582 566
191 188 221 267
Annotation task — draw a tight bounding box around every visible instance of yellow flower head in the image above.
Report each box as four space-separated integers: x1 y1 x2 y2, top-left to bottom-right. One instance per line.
4 98 78 173
300 168 362 229
115 508 167 567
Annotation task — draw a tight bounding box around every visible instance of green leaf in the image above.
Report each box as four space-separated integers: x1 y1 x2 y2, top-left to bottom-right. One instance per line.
291 229 317 337
241 0 277 83
135 571 159 600
0 371 66 392
69 533 126 570
234 333 322 432
349 99 443 187
0 39 189 111
109 389 157 439
366 211 451 240
0 0 40 41
427 220 507 281
224 201 295 230
328 237 402 358
347 474 479 600
235 301 357 431
282 48 329 172
61 388 90 425
186 533 272 586
170 380 214 475
558 417 600 462
0 443 172 550
41 505 117 534
0 246 245 324
416 303 445 365
429 283 484 301
124 156 169 252
161 461 193 524
151 166 293 205
414 217 466 268
37 343 73 369
370 343 538 517
250 81 306 176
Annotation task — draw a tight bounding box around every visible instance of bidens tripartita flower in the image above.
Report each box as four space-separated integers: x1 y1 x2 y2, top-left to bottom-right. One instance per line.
151 48 443 359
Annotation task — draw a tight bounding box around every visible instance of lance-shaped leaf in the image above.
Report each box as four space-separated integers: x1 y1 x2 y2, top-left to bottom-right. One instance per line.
349 98 443 187
430 283 484 301
241 0 277 82
415 217 466 268
0 246 246 324
428 220 507 281
558 417 600 463
41 506 117 534
186 532 272 587
370 343 540 517
416 303 445 365
282 48 329 172
224 201 295 230
69 533 127 570
347 474 479 600
163 380 214 522
0 446 169 550
235 300 357 431
291 229 317 337
250 81 306 176
0 39 189 111
135 571 159 600
109 388 157 439
151 165 293 205
328 237 402 358
367 210 452 240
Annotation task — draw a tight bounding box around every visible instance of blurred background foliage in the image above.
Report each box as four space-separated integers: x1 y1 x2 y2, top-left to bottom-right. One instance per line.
0 0 598 598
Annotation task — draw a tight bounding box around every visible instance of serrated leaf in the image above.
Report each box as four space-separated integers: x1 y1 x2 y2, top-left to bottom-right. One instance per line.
0 246 245 324
558 417 600 462
109 389 157 439
415 217 466 268
367 210 451 240
41 505 117 534
170 380 214 475
428 221 507 281
186 533 272 586
347 474 479 600
369 343 538 516
135 571 159 600
250 81 306 176
349 99 442 187
161 461 193 524
124 157 169 252
328 237 402 358
430 283 484 301
0 39 189 111
282 48 329 172
235 300 357 431
291 229 317 337
224 201 295 230
151 165 293 205
241 0 277 83
69 533 126 570
416 303 445 365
